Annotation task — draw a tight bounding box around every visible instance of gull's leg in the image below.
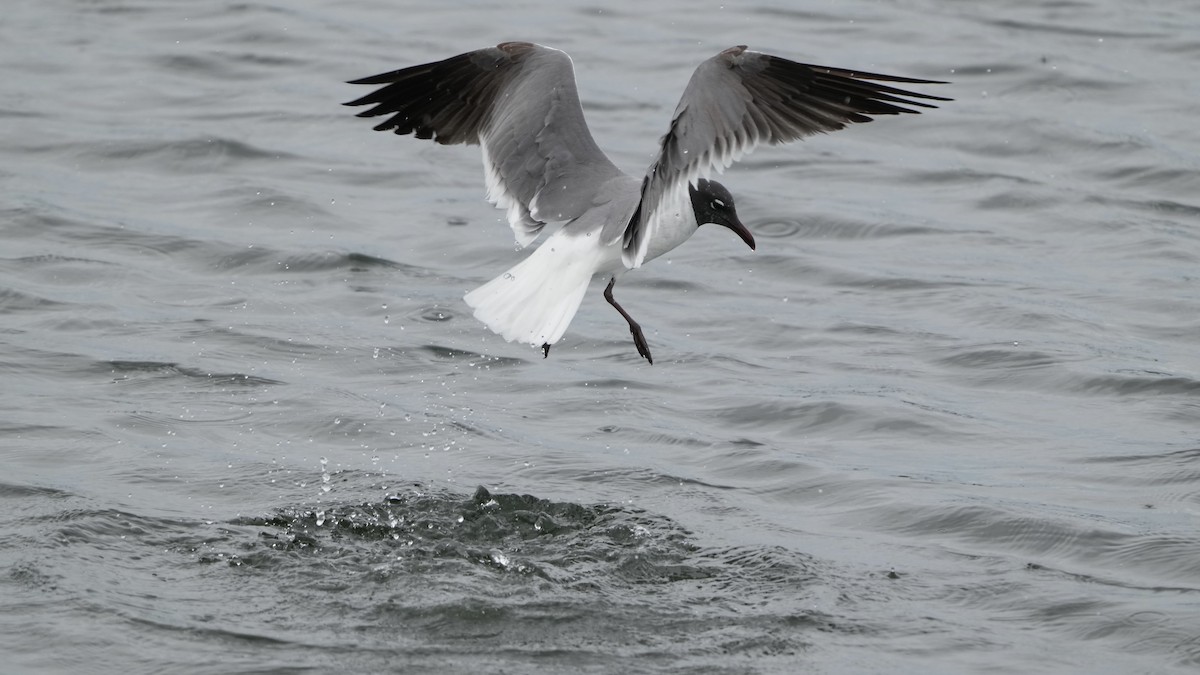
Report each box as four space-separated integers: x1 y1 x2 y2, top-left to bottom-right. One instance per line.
603 276 653 365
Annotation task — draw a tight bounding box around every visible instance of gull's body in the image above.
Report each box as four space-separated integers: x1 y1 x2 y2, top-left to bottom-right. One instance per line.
346 42 947 363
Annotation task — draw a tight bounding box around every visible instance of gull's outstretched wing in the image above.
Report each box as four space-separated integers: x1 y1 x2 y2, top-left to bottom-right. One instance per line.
346 42 624 246
621 45 950 267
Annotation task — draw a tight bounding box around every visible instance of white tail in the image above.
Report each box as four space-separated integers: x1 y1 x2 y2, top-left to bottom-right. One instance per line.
464 231 611 348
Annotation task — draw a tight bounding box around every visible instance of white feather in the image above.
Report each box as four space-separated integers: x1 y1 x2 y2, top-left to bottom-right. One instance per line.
464 227 615 348
480 144 543 247
625 182 695 269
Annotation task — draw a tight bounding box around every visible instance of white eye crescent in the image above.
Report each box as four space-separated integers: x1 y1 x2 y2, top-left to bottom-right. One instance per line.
711 199 726 209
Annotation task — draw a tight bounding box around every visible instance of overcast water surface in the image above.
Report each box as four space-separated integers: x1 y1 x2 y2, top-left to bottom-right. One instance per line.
2 0 1199 673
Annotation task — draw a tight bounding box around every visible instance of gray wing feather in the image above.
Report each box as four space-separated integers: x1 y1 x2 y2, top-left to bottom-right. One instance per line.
346 42 624 246
623 45 950 267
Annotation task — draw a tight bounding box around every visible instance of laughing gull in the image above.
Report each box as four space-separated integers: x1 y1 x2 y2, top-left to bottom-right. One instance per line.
346 42 947 363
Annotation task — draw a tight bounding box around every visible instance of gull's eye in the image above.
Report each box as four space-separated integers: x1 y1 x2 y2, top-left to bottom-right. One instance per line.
711 199 726 210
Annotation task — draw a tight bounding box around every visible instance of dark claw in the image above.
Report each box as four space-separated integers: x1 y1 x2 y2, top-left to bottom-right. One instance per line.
629 324 653 365
542 342 551 359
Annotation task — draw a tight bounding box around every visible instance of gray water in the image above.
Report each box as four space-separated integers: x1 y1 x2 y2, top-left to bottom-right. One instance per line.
2 0 1199 673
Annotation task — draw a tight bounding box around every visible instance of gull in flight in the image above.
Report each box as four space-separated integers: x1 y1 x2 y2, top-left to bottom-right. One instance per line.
346 42 947 364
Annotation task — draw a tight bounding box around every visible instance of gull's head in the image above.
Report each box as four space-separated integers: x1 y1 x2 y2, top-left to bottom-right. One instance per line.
689 179 754 250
